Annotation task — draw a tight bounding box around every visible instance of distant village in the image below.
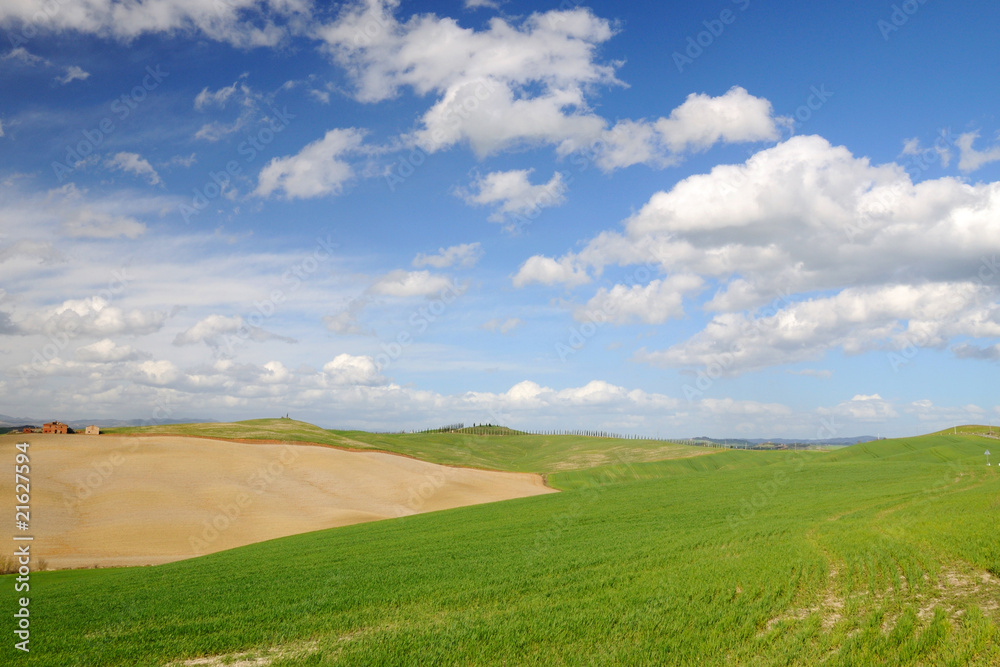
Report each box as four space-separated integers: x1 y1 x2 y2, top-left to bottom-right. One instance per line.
15 421 100 435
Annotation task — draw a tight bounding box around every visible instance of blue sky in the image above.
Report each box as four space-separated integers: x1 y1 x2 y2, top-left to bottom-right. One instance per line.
1 0 999 437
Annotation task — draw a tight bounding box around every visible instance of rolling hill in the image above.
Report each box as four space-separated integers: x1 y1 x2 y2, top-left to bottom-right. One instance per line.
3 424 998 665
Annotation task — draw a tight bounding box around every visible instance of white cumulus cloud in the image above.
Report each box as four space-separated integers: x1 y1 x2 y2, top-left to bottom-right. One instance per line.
460 169 567 226
322 353 387 386
255 128 364 199
368 270 457 297
75 338 149 363
412 242 482 269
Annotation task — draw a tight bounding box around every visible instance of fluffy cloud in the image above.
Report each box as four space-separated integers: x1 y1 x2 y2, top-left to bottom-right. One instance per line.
412 242 482 269
512 255 590 288
414 80 608 157
576 275 704 325
368 270 456 297
901 398 989 424
595 87 786 170
952 342 1000 360
822 394 899 422
259 360 292 384
520 135 1000 292
460 169 566 226
317 3 780 166
466 379 679 412
317 3 617 103
12 297 167 337
130 359 182 386
956 131 1000 173
654 87 785 153
173 314 295 349
0 0 311 47
636 283 1000 375
516 134 1000 372
322 353 386 386
75 338 150 363
255 128 364 199
106 152 162 186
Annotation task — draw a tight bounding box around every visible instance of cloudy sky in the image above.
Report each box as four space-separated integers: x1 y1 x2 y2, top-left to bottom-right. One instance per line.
1 0 998 437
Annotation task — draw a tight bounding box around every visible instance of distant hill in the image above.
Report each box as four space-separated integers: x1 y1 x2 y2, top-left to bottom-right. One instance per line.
688 435 877 448
0 413 215 432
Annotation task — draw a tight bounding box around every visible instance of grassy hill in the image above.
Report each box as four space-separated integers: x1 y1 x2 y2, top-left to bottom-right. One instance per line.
103 418 715 473
819 432 995 465
7 426 1000 665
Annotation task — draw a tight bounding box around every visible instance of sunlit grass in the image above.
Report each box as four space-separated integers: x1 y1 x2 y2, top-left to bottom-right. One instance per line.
10 427 998 665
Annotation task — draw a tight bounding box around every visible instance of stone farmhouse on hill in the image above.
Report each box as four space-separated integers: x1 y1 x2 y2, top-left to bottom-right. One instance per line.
42 421 69 434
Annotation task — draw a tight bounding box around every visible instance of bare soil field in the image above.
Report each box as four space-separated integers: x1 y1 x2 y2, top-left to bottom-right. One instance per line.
0 434 555 569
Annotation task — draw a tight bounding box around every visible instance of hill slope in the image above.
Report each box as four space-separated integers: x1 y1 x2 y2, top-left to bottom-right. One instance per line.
5 429 999 665
0 433 554 569
105 418 716 473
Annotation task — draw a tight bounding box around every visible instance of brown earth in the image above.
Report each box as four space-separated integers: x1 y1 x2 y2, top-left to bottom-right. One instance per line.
0 434 555 569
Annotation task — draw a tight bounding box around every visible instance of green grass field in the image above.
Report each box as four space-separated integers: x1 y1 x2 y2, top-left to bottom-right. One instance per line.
102 418 715 473
6 424 999 665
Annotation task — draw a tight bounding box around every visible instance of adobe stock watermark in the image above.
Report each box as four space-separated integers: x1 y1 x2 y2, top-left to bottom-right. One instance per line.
4 0 66 49
724 417 833 531
783 84 834 137
374 279 467 372
555 260 662 362
188 444 301 554
877 0 932 41
391 444 474 518
672 0 752 73
51 65 169 182
60 397 175 509
524 451 639 566
216 234 338 357
180 105 296 223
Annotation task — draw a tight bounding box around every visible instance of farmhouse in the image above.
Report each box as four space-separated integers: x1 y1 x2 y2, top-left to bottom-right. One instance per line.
85 425 100 435
42 421 69 434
